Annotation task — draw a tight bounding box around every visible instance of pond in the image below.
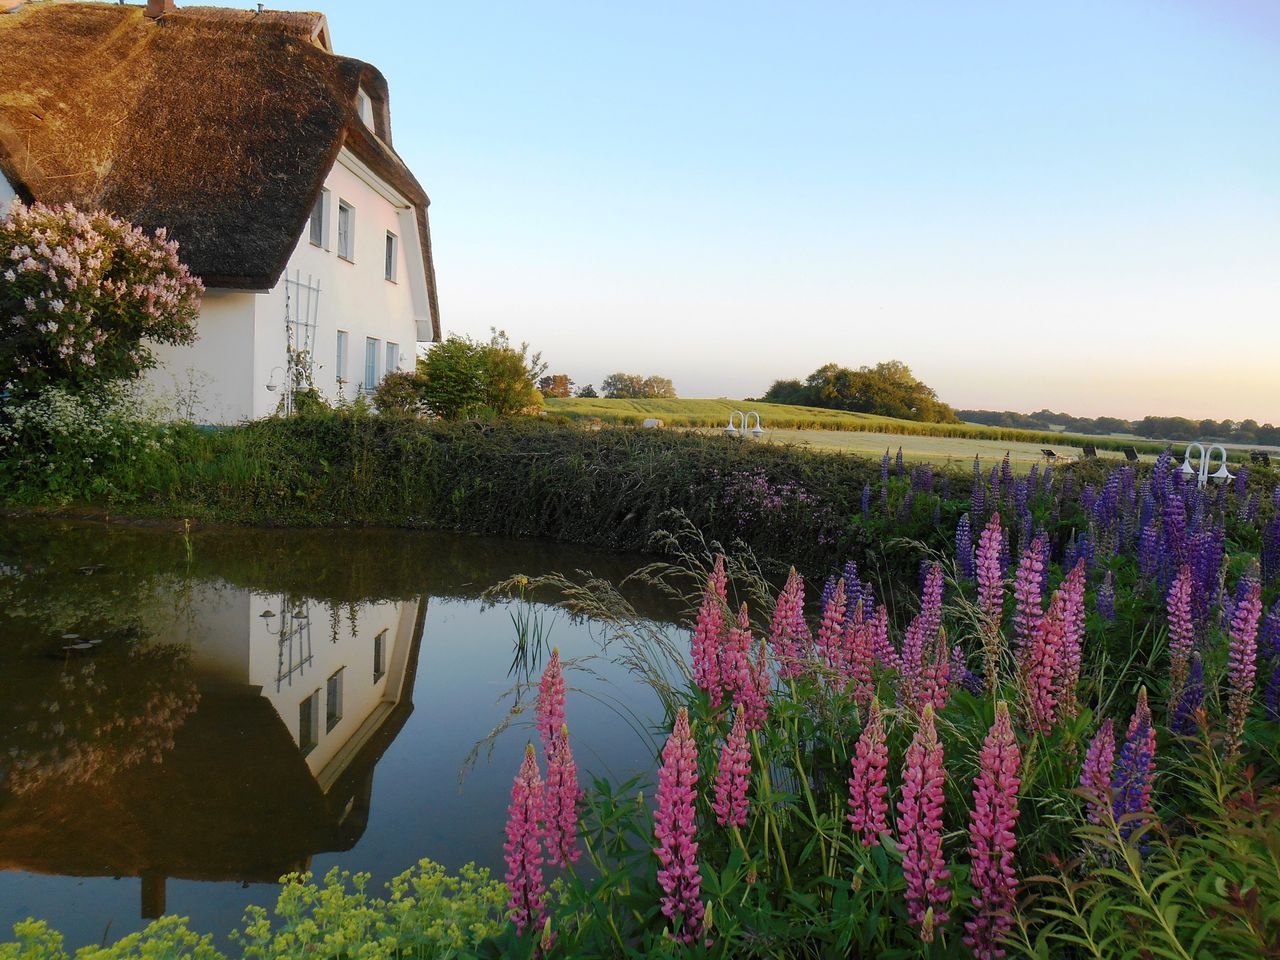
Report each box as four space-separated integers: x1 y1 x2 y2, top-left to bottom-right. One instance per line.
0 519 683 948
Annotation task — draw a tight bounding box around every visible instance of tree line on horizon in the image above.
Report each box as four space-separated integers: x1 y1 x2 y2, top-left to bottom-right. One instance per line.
960 408 1280 446
756 361 960 424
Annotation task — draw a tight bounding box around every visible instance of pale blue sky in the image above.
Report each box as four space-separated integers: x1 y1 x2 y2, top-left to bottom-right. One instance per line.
321 0 1278 421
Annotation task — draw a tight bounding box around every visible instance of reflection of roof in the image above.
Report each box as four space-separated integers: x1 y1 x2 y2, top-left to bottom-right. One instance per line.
0 599 425 899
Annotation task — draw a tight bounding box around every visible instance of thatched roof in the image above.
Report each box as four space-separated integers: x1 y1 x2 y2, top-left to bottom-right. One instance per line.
0 1 440 339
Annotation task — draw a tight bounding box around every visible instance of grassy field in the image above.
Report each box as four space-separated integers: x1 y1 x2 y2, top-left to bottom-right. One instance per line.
544 397 1184 461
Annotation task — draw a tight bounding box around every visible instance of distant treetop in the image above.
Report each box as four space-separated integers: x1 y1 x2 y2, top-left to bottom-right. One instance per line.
759 361 958 424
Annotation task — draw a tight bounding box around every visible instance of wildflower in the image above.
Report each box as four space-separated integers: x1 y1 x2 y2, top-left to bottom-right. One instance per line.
768 568 808 678
977 513 1005 692
1053 561 1087 720
1170 653 1205 737
691 557 728 705
1020 590 1065 735
1096 570 1115 622
816 578 848 677
844 609 876 709
544 723 581 868
1079 719 1115 824
956 513 975 580
847 697 890 847
535 648 565 756
897 704 950 941
965 702 1022 960
1111 689 1156 844
712 705 751 828
1225 580 1262 759
1166 565 1195 708
504 744 547 936
868 603 900 673
1012 535 1046 654
740 637 771 730
653 708 706 945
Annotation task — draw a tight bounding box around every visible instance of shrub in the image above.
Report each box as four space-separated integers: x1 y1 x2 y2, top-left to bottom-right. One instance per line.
601 372 677 399
0 201 203 394
479 330 545 416
373 369 428 416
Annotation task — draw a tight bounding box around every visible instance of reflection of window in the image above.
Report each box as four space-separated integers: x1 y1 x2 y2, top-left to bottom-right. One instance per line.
373 629 387 682
299 691 320 755
326 668 344 732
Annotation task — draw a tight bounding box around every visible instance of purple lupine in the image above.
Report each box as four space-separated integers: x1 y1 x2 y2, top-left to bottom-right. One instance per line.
1138 519 1160 582
1111 689 1156 844
896 446 906 478
504 744 547 936
653 708 706 945
898 704 951 942
847 697 890 847
1096 570 1115 622
950 644 983 697
1170 653 1205 737
972 456 986 516
1225 580 1262 759
956 513 975 581
977 512 1006 694
1262 516 1280 588
1012 535 1046 657
1264 661 1280 723
964 701 1022 960
880 449 891 484
1079 719 1116 825
1053 560 1087 720
712 705 751 829
868 603 900 673
1166 565 1195 709
861 482 872 519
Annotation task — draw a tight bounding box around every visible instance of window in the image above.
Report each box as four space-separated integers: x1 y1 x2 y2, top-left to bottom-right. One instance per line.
384 231 398 281
373 629 387 682
308 190 328 247
385 342 398 375
326 668 344 732
364 337 380 392
337 200 354 261
299 691 320 755
356 89 374 130
335 330 349 385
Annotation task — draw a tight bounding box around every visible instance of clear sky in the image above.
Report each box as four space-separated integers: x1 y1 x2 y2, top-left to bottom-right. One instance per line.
319 0 1278 423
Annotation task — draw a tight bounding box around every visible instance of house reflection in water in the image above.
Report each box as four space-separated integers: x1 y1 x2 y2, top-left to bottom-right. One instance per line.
0 585 426 919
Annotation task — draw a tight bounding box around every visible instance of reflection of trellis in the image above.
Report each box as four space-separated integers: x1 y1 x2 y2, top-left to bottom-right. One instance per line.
275 600 314 690
283 271 321 415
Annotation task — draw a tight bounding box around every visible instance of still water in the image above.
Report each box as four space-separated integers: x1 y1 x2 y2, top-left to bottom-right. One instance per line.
0 519 681 947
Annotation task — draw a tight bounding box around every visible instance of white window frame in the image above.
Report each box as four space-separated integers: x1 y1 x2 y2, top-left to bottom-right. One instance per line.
326 668 344 733
373 628 387 682
299 690 320 755
337 199 355 262
385 341 398 375
356 89 374 130
364 337 380 392
308 189 329 248
335 329 349 386
384 231 398 282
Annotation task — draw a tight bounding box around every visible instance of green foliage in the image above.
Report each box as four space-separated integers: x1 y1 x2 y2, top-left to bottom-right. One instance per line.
537 374 574 399
479 330 546 416
761 359 960 423
416 331 545 419
374 370 429 416
0 201 203 394
600 372 677 399
576 383 598 398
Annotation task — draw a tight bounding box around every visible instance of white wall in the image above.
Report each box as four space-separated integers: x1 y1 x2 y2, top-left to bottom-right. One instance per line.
249 149 428 418
0 169 15 210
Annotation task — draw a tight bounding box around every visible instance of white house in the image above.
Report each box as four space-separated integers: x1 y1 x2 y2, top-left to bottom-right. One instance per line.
0 0 441 423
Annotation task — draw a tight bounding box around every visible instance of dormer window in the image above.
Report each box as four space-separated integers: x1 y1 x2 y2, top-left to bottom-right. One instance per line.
355 88 374 131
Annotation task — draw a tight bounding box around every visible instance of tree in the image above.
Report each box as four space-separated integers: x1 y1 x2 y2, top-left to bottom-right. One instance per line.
480 329 546 415
577 383 598 398
761 360 958 423
601 373 678 399
538 374 575 399
0 201 203 394
417 336 486 419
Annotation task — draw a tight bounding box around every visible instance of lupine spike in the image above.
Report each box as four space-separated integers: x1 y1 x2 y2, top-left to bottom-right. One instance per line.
897 704 951 941
1111 689 1156 844
964 702 1022 960
653 708 706 944
1225 580 1262 759
847 697 890 847
535 648 566 754
1080 719 1116 825
504 743 547 936
544 722 582 867
1166 564 1195 709
690 557 728 705
712 704 751 828
977 513 1006 694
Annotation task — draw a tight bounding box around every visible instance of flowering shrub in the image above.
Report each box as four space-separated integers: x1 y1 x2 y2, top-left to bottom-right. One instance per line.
0 201 202 393
0 382 173 503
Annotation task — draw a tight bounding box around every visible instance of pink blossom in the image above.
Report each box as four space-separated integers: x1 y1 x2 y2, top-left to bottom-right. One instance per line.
653 708 706 945
897 703 951 941
816 578 848 677
843 608 876 709
1226 580 1262 758
504 743 547 936
1079 719 1116 825
713 705 752 828
739 637 771 730
976 514 1006 694
1166 564 1195 707
847 697 890 847
964 701 1022 960
1053 560 1087 720
1020 588 1066 735
690 556 728 705
868 603 900 673
768 567 809 678
1012 536 1046 660
535 647 565 754
543 723 582 868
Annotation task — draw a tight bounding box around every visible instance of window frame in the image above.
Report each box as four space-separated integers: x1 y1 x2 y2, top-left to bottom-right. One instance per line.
373 628 387 682
299 690 320 755
364 337 380 393
325 668 344 733
335 329 349 386
384 231 398 282
337 199 355 262
385 341 398 375
308 189 329 248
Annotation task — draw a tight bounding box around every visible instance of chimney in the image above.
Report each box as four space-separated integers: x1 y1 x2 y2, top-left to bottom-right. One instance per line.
144 0 174 18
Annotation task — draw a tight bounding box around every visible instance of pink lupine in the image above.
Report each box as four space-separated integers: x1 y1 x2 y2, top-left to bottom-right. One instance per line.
768 568 809 678
1079 719 1116 825
844 610 876 709
897 704 951 941
739 637 772 730
691 557 728 704
816 578 848 676
1012 536 1046 657
1166 564 1195 707
1225 581 1262 759
543 723 582 868
919 564 945 640
504 744 547 936
1053 561 1087 719
901 572 950 714
653 708 706 944
535 648 566 755
720 603 755 712
868 603 901 673
977 513 1006 693
1020 590 1065 735
964 702 1022 960
847 697 890 847
713 704 752 828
